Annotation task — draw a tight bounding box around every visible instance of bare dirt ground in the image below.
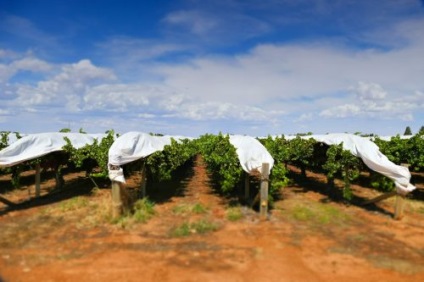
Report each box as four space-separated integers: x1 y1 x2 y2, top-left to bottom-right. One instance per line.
1 156 424 282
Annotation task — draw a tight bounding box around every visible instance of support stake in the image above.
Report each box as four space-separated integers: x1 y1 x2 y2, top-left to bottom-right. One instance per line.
140 162 146 199
112 181 123 218
394 194 405 220
260 163 270 221
35 163 41 198
245 172 250 201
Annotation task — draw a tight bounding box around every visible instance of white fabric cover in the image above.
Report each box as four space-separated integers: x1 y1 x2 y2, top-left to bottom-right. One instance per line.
108 132 176 182
108 132 275 183
229 135 274 175
300 133 415 194
0 132 104 167
108 132 175 166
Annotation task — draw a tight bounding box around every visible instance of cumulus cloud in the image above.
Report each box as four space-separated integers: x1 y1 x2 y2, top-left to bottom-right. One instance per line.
83 84 153 111
0 55 52 83
12 59 116 109
320 104 361 118
319 82 424 121
353 81 387 101
174 102 282 121
2 6 424 136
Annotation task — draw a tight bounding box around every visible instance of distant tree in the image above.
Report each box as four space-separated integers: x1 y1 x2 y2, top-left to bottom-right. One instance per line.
420 126 424 134
404 126 412 135
60 128 71 133
79 128 86 134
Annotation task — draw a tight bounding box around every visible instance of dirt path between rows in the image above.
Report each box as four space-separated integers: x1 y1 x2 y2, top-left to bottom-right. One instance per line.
1 155 424 281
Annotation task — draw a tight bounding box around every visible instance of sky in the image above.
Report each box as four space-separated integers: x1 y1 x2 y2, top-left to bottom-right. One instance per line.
1 0 424 137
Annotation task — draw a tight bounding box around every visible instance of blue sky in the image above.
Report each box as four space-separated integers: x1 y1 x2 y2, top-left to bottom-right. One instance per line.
1 0 424 137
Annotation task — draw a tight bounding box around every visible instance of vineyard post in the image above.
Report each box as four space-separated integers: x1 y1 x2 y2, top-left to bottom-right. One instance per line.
140 163 147 198
112 181 123 218
245 172 250 201
394 163 409 220
260 163 270 220
35 163 41 197
394 194 405 220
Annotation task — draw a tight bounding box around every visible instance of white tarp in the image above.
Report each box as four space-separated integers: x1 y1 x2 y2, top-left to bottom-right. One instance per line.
0 132 26 146
229 135 274 175
108 132 275 183
0 132 105 167
298 133 415 195
108 132 175 166
108 132 178 182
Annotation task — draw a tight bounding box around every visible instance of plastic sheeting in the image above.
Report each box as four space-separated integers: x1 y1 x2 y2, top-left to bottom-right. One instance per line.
229 135 274 175
0 132 105 167
296 133 415 195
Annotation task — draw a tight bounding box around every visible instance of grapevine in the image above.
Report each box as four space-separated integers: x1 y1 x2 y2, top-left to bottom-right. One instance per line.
144 138 198 182
196 133 243 194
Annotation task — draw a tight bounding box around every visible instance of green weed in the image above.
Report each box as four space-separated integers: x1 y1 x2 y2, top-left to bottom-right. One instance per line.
170 219 219 237
226 206 244 221
172 203 207 215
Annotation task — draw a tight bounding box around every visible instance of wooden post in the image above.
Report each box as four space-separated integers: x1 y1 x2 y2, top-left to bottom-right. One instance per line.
394 194 405 220
140 163 146 199
55 165 64 190
260 163 270 220
394 163 409 220
245 172 250 201
35 163 41 198
111 181 123 218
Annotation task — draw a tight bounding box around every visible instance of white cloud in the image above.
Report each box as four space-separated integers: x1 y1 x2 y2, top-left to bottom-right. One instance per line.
83 84 152 111
0 109 9 115
162 7 271 42
2 11 424 136
164 10 219 35
295 113 314 122
12 59 116 109
320 104 361 118
319 82 424 120
11 57 51 72
175 102 282 121
98 37 188 62
353 81 387 101
0 55 52 83
0 15 58 48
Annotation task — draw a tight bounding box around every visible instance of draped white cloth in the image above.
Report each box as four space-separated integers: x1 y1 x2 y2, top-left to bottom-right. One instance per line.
299 133 415 194
229 135 274 175
108 132 274 183
0 132 105 167
0 131 415 194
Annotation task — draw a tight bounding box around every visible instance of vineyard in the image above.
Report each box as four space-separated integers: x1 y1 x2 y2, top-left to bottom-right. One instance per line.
1 130 424 281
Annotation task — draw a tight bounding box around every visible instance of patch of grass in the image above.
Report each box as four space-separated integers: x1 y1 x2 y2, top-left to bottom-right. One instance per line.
290 202 350 225
192 219 219 234
59 196 89 212
226 206 244 221
405 199 424 215
111 198 156 229
66 194 113 229
133 198 156 223
170 219 219 237
192 203 208 214
292 206 314 221
172 203 208 215
170 222 191 237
